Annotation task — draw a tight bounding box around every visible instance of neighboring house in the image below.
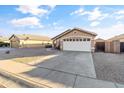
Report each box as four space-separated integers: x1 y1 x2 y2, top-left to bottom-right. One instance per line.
52 28 97 52
9 34 52 48
105 34 124 53
0 36 10 47
95 38 105 52
0 36 9 43
95 34 124 53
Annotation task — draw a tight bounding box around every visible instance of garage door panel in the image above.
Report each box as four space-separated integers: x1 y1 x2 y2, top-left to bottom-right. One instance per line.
63 41 91 51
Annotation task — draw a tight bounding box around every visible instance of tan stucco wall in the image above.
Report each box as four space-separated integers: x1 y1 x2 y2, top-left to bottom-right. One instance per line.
20 40 52 44
53 29 96 52
105 41 110 53
113 40 120 53
120 39 124 42
105 40 120 53
19 40 52 48
10 36 20 48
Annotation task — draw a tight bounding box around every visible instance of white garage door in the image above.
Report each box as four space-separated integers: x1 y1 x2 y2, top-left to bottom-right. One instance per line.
63 38 91 51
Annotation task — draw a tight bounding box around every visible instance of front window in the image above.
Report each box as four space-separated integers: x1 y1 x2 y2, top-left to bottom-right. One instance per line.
83 38 86 41
87 38 91 41
73 39 75 41
80 39 82 41
63 39 66 41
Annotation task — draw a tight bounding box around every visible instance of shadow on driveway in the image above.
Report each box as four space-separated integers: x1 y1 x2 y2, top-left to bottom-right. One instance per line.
21 51 96 87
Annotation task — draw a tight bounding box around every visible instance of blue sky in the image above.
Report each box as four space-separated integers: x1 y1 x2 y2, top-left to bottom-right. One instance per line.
0 5 124 39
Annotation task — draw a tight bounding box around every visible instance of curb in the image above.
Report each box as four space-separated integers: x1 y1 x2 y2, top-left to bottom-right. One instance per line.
0 68 51 88
90 53 97 78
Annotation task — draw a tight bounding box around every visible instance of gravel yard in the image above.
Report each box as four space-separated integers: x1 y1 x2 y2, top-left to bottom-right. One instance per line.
93 52 124 84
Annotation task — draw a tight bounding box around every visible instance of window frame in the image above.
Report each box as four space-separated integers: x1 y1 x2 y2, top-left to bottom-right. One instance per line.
87 38 91 41
83 38 86 41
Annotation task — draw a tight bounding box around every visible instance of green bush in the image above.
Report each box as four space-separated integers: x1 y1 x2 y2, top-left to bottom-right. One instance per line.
45 44 53 48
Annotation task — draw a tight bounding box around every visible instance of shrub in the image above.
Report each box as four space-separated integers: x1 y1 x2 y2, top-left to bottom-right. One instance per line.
5 50 10 54
0 42 10 47
45 44 53 48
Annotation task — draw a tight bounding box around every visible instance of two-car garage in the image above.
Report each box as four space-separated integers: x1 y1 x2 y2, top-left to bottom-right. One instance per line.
63 37 91 51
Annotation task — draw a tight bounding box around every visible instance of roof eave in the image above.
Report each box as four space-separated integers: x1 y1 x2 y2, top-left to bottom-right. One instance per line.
72 28 97 36
52 28 97 40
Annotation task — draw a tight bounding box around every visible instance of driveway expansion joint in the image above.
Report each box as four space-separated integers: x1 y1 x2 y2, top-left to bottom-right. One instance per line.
73 74 78 88
114 83 118 88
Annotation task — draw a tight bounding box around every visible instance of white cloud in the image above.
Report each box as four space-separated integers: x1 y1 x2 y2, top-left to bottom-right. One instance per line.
116 10 124 14
70 8 84 15
113 10 124 20
116 15 124 20
86 23 124 39
53 22 57 26
87 7 109 21
16 5 48 16
11 17 43 28
71 7 109 21
99 13 109 20
88 7 102 21
51 21 64 30
16 5 56 16
48 5 56 9
114 10 124 20
90 21 100 27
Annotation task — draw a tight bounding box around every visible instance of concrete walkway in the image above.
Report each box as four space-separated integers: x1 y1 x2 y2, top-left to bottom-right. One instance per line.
0 60 123 88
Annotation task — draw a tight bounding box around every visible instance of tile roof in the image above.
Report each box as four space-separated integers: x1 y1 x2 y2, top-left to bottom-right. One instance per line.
52 27 97 40
95 38 105 42
107 34 124 41
10 34 51 41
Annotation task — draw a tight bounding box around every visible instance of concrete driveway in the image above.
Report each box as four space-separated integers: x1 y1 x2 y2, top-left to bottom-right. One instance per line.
27 51 96 78
0 48 123 87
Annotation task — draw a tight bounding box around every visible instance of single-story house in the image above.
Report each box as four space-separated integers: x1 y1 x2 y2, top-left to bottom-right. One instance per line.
105 34 124 53
0 36 10 47
95 34 124 53
0 36 9 43
52 28 97 52
9 34 52 48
